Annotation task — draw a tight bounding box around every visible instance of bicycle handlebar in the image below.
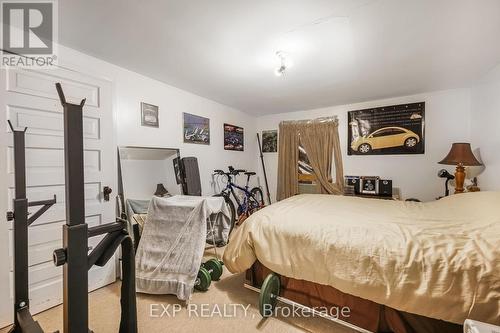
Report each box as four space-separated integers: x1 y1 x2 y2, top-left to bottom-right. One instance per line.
213 167 247 176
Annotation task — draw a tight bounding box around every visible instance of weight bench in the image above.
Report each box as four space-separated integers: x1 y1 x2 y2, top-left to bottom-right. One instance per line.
5 84 138 333
53 83 138 333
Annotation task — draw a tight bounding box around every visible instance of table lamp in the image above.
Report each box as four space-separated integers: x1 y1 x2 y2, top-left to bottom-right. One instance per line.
438 143 482 194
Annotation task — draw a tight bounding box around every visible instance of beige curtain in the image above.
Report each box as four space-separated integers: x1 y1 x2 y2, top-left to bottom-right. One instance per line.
276 117 344 201
298 119 344 195
276 122 299 201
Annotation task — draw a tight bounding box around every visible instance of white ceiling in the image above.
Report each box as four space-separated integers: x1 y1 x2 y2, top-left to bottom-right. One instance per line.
59 0 500 115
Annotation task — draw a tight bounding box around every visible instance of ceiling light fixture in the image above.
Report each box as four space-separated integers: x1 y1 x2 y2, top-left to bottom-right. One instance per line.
274 51 292 77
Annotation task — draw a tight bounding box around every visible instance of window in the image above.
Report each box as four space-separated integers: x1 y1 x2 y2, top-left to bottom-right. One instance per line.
391 128 405 134
298 143 315 184
371 129 392 137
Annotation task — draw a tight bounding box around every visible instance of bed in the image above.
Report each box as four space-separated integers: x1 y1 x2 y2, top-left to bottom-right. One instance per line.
223 192 500 332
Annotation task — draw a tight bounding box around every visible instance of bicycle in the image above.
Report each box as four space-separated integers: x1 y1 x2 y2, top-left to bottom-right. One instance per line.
213 166 265 235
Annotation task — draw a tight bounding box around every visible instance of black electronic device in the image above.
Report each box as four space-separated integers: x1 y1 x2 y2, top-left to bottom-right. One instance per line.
379 179 393 197
360 176 379 195
345 176 361 194
345 175 393 197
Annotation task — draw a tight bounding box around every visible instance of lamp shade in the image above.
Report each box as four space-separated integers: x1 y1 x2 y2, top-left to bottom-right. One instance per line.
438 143 482 166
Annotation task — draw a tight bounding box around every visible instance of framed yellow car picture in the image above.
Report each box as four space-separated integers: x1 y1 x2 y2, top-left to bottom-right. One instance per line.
348 102 425 155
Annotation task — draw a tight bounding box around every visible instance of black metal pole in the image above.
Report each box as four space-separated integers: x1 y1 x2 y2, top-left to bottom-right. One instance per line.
117 148 126 217
12 129 26 199
256 133 271 205
7 121 48 333
57 83 89 333
11 128 29 333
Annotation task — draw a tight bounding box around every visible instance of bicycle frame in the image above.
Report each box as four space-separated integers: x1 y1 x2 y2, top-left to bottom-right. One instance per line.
219 174 259 214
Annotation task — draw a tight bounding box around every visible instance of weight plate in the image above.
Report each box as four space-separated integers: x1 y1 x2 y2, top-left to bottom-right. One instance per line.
204 259 223 281
259 273 280 317
194 267 211 291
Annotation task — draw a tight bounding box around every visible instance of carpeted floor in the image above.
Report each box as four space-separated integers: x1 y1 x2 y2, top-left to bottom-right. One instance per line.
1 249 356 333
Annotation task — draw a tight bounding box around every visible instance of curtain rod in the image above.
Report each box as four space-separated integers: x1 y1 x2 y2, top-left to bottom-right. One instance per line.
280 116 338 125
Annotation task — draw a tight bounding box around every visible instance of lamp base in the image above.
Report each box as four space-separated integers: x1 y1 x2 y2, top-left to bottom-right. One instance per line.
454 165 466 194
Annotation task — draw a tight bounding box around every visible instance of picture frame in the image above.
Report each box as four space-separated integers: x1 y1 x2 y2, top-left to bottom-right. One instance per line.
141 102 159 127
224 123 244 151
347 102 425 155
183 112 210 145
261 130 278 153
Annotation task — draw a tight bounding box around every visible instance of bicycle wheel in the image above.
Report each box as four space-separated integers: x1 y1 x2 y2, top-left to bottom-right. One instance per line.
213 194 236 236
250 187 264 208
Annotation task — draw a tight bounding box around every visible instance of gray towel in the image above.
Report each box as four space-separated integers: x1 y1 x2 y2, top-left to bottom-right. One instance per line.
135 196 229 300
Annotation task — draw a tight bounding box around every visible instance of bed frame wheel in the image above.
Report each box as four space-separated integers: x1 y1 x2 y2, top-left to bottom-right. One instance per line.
259 273 281 317
194 267 212 291
203 259 224 281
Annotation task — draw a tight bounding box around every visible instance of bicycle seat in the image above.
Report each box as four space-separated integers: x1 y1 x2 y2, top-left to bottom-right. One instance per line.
244 172 256 176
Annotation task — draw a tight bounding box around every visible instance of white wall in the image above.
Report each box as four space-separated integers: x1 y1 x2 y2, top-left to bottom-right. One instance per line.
471 64 500 190
120 158 182 200
256 88 472 202
58 46 259 195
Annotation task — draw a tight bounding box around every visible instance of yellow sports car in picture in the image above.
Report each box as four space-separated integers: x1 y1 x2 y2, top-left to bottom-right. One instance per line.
351 126 420 154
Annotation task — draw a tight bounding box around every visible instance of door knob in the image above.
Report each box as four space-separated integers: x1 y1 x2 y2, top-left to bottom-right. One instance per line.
103 186 112 201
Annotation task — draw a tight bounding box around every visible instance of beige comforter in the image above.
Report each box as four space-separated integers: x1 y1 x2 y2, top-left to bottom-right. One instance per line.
223 192 500 325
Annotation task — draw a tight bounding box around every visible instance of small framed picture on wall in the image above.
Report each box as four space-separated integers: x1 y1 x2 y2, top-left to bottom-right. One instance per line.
224 123 244 151
183 113 210 145
262 130 278 153
141 102 159 127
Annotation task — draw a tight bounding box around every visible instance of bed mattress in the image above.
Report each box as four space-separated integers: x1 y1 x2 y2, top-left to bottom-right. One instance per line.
223 192 500 325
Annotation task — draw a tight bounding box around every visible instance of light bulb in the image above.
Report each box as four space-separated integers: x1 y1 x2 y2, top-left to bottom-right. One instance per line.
274 51 291 77
275 66 285 77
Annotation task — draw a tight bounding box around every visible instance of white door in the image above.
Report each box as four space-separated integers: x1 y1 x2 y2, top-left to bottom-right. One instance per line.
0 65 117 322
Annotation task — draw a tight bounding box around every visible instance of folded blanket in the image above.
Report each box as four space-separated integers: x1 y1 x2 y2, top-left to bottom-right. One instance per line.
135 195 229 300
